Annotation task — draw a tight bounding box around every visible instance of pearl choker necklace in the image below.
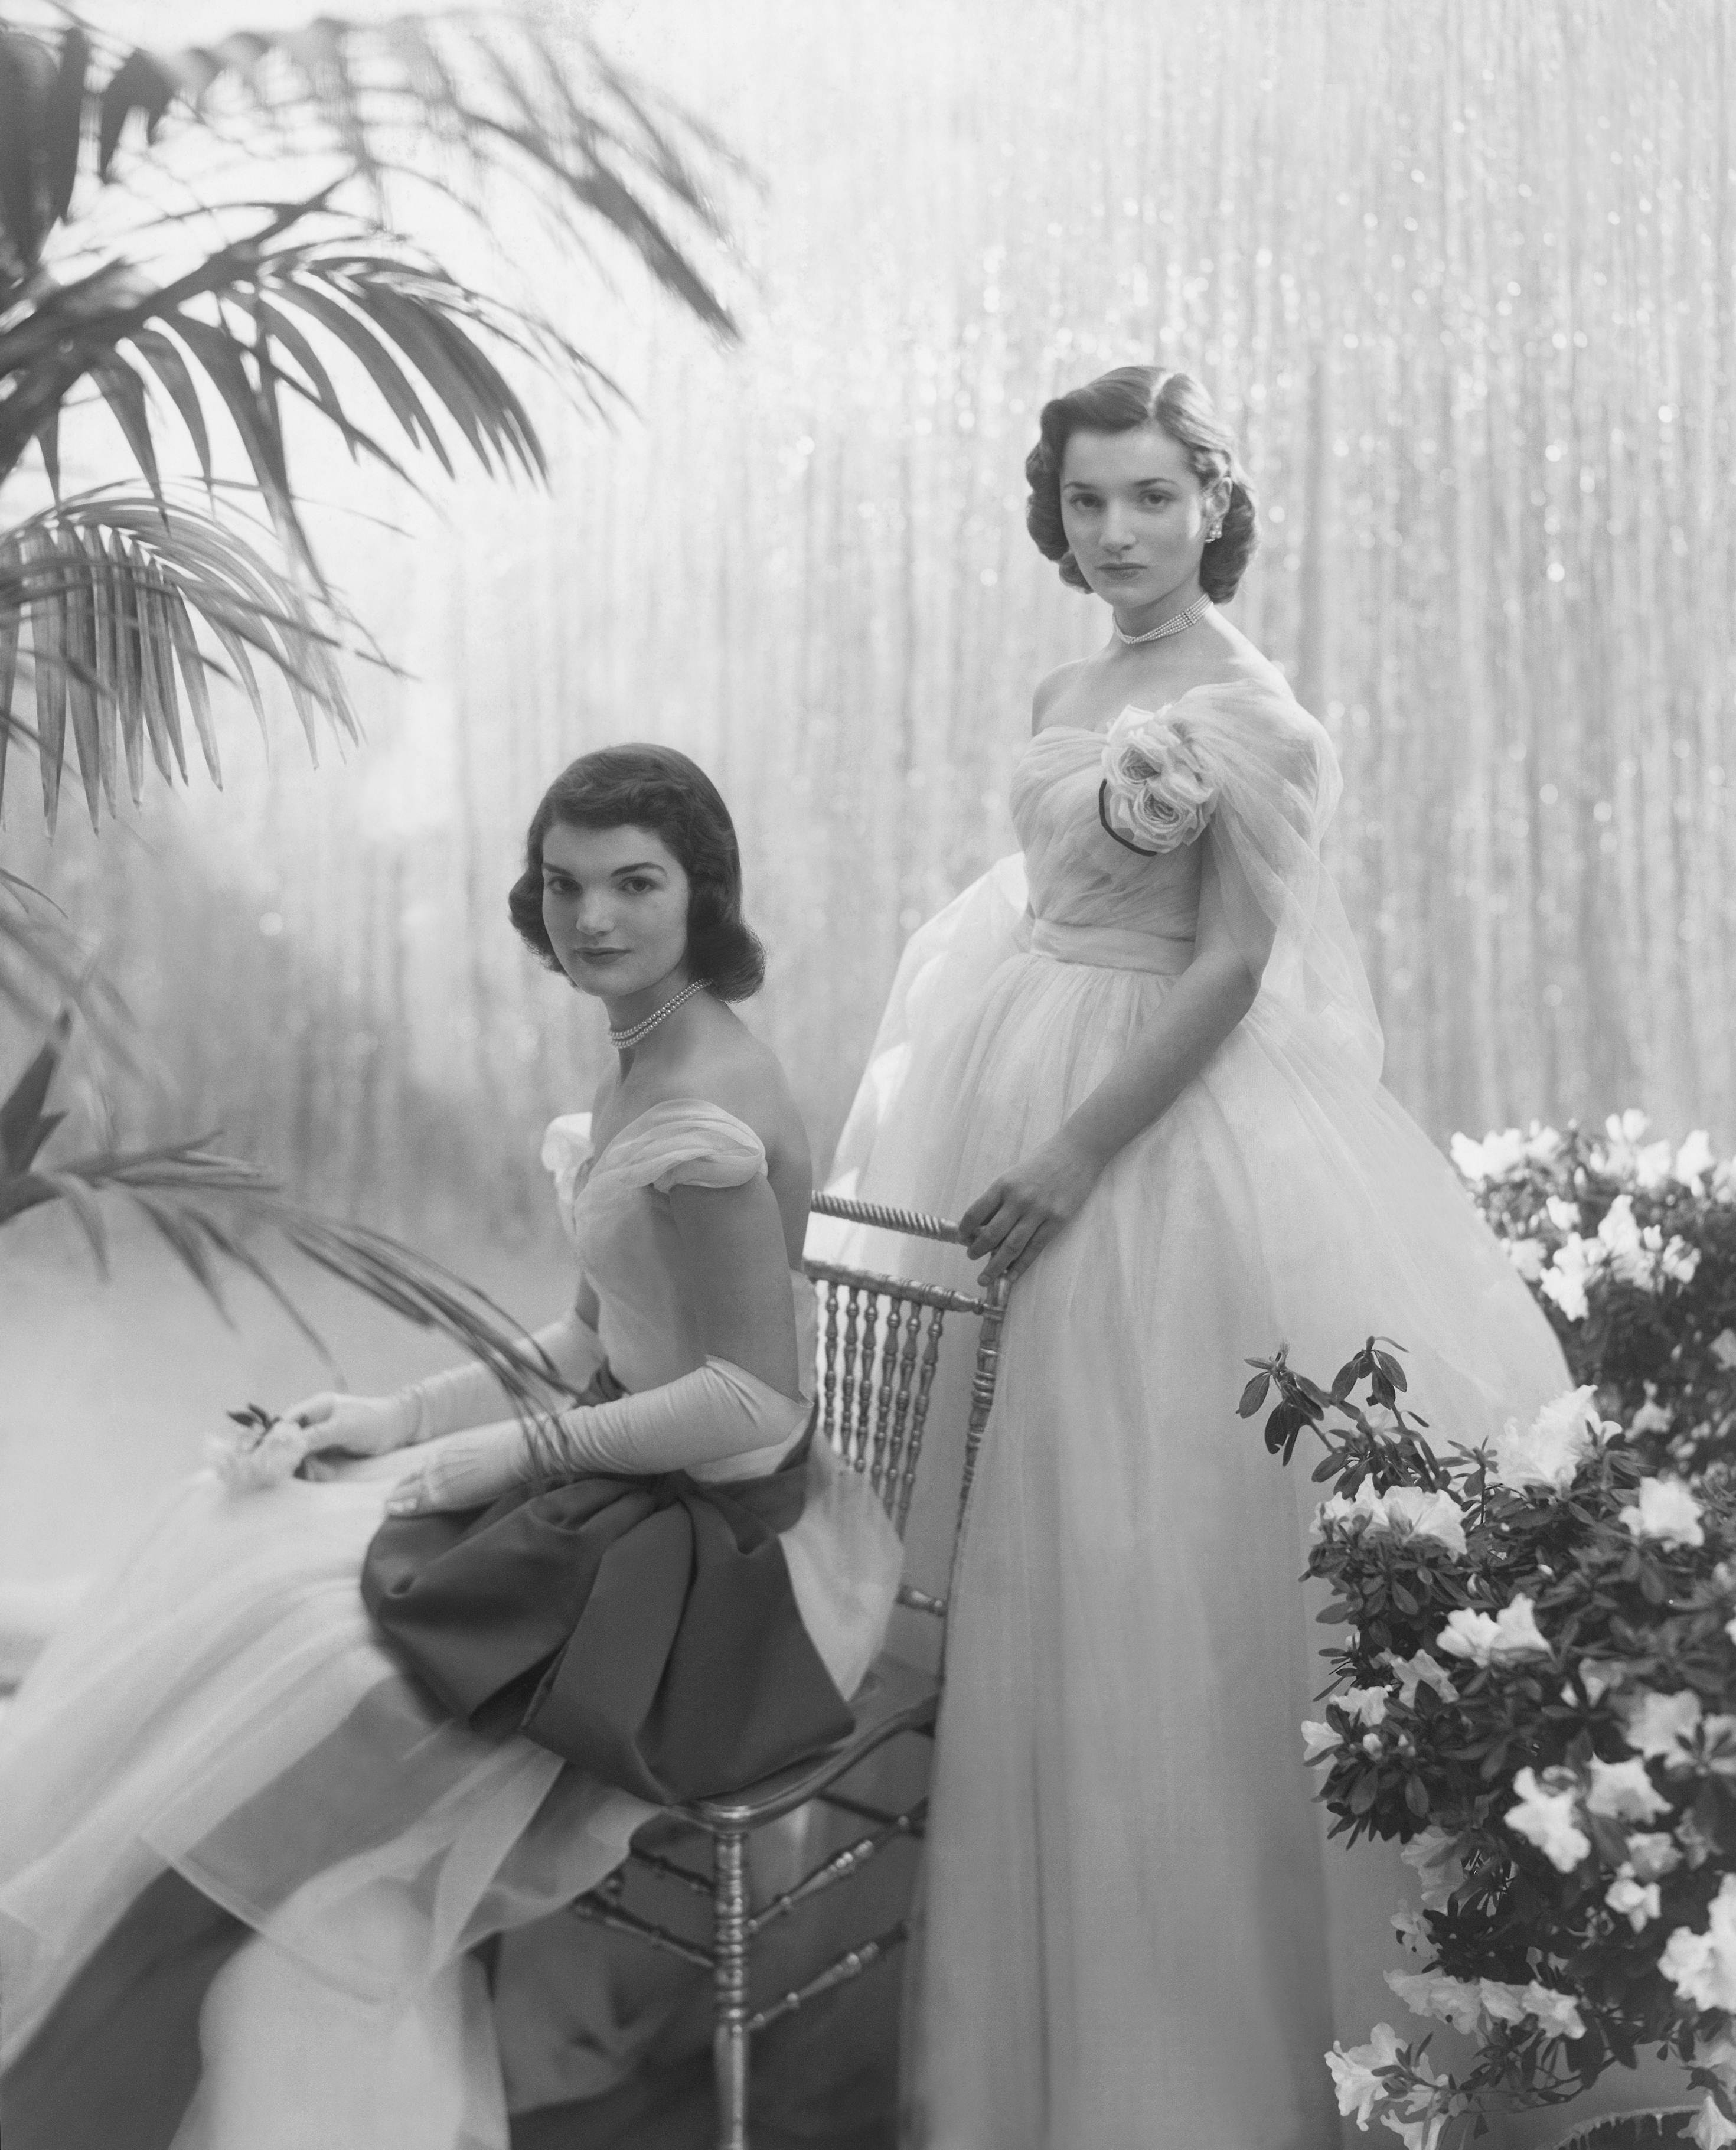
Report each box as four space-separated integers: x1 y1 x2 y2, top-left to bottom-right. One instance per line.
608 978 709 1049
1112 593 1214 645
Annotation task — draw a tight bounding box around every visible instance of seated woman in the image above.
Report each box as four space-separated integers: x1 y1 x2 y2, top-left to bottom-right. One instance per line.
0 743 902 2150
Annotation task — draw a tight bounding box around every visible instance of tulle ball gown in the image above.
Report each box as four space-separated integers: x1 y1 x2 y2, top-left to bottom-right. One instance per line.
0 1100 902 2150
821 666 1572 2149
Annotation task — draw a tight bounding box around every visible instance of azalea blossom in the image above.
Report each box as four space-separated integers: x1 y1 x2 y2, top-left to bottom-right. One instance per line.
1505 1766 1590 1872
1526 1123 1567 1164
1539 1235 1600 1322
1660 1237 1702 1286
1503 1238 1546 1283
1339 1685 1390 1727
1712 1329 1736 1373
1631 1389 1675 1436
1378 1485 1469 1558
1621 1687 1703 1763
1597 1195 1663 1287
1301 1720 1341 1763
205 1418 310 1493
1626 1831 1683 1883
1490 1386 1600 1495
1662 1875 1736 2015
1385 1969 1483 2036
1520 1982 1587 2040
1623 1476 1705 1549
1436 1596 1551 1669
1384 1649 1458 1708
1390 1903 1430 1952
1327 2023 1405 2129
1399 1828 1466 1912
1476 1980 1529 2026
1691 2093 1736 2150
1676 1129 1717 1190
1451 1128 1528 1186
1545 1193 1582 1232
1606 1867 1663 1930
1584 1754 1670 1823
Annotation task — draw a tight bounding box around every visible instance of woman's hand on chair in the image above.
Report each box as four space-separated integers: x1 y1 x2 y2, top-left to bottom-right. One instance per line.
289 1392 417 1479
961 1130 1104 1284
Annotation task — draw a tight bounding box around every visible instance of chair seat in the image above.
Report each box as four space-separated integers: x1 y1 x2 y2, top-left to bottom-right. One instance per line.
679 1655 938 1831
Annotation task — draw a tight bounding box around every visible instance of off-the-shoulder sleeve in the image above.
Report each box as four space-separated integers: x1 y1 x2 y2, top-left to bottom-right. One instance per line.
1170 678 1385 1083
605 1098 769 1195
541 1112 595 1222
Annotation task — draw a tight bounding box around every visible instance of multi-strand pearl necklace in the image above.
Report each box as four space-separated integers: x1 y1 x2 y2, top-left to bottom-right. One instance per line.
608 977 709 1049
1112 593 1214 646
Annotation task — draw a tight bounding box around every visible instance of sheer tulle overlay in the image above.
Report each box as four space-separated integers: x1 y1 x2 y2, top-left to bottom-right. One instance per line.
0 1102 901 2150
819 679 1572 2150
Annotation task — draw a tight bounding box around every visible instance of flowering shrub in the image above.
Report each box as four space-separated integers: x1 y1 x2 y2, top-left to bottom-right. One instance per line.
1241 1340 1736 2148
1453 1114 1736 1474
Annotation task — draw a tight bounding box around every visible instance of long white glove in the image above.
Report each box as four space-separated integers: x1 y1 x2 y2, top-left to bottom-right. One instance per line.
291 1308 609 1467
385 1357 809 1517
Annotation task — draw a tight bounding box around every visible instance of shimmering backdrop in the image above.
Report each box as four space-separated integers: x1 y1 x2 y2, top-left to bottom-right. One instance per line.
8 0 1736 1243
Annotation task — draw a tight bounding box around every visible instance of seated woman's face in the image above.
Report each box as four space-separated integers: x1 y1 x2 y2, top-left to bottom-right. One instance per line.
540 821 693 998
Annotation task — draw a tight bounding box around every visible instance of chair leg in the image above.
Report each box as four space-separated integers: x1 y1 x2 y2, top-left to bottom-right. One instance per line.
712 1828 751 2150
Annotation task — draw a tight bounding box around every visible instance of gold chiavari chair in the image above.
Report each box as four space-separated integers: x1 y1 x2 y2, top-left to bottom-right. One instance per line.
562 1189 1009 2150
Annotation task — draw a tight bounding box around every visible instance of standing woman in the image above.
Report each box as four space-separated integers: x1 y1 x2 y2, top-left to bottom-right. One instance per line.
825 367 1571 2147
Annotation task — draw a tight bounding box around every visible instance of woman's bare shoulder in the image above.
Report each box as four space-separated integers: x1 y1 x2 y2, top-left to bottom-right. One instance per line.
651 1013 811 1180
1031 658 1092 733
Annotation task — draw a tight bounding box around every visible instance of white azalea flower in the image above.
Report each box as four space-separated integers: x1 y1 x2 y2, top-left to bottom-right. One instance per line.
1623 1477 1705 1549
1662 1875 1736 2014
1726 1612 1736 1647
1476 1979 1529 2025
1505 1237 1546 1282
1577 1659 1623 1704
1545 1194 1582 1232
1340 1685 1391 1727
1385 1968 1483 2035
1453 1128 1528 1185
1490 1386 1600 1494
1314 1480 1388 1538
1379 1485 1469 1558
1301 1720 1342 1763
1505 1766 1590 1872
1607 1867 1663 1930
1399 1828 1466 1911
1621 1687 1703 1763
1627 1831 1683 1882
1711 1329 1736 1372
1437 1596 1551 1669
1691 2093 1736 2150
1385 1649 1458 1708
1677 1130 1717 1190
1521 1982 1587 2040
1661 1237 1702 1285
1717 1160 1736 1206
1598 1194 1658 1286
1631 1389 1675 1435
1327 2023 1405 2128
1526 1124 1567 1164
1391 1902 1430 1952
205 1417 310 1493
1585 1755 1670 1822
1540 1235 1601 1323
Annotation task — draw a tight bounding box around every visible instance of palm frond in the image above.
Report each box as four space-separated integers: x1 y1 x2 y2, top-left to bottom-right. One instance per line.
0 1023 577 1416
0 487 366 828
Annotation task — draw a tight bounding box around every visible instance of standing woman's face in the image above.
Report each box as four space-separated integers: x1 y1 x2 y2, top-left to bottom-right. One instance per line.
1059 424 1225 613
539 821 692 999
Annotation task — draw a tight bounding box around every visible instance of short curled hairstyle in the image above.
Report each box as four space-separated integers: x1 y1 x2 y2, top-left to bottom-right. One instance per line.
1025 364 1259 603
508 743 766 1000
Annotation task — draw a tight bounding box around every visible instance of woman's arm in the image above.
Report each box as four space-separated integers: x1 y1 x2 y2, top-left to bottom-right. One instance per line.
962 826 1272 1284
383 1173 808 1514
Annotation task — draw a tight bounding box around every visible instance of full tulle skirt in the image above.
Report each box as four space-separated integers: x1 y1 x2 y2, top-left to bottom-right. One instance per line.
0 1440 899 2149
821 866 1572 2150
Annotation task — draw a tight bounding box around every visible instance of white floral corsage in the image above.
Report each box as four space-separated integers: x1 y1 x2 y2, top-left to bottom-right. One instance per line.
1098 702 1220 854
207 1403 310 1492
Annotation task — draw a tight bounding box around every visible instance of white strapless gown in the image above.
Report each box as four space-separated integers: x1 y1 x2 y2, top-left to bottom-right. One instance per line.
0 1100 902 2149
820 682 1574 2150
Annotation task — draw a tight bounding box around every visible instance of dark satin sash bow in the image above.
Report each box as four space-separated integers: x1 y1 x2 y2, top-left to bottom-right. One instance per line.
360 1422 855 1805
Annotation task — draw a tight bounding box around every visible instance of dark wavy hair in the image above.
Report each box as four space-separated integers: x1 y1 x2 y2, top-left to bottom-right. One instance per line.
1025 365 1258 603
508 744 765 1000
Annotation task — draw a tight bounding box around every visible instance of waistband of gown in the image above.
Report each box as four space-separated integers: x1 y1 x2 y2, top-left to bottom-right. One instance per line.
1027 916 1195 976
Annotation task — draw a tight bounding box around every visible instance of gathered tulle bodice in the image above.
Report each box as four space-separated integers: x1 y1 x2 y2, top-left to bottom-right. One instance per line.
1011 725 1203 975
541 1098 818 1411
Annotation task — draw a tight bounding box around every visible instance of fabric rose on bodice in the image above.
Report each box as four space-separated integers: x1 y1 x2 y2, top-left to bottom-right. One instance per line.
542 1112 596 1230
1098 702 1220 853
